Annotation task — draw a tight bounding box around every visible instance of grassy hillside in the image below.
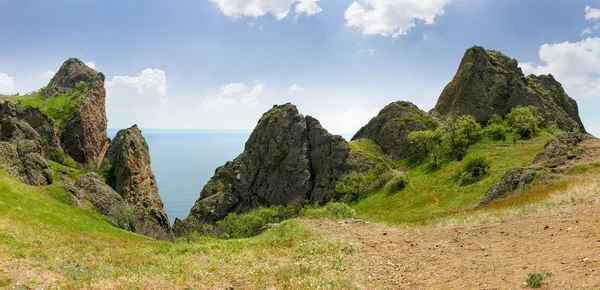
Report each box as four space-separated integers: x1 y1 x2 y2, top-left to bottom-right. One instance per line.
0 170 353 289
348 131 552 224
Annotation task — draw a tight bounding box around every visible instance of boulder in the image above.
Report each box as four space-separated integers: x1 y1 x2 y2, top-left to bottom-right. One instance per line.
431 46 585 132
174 103 351 234
352 101 431 160
479 167 537 206
532 132 585 168
0 118 53 186
104 125 173 241
73 173 132 229
0 102 60 147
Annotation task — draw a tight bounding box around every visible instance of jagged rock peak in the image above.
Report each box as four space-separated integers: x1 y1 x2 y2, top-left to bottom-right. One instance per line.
104 125 173 241
431 46 585 132
173 103 350 235
45 58 100 98
55 58 109 165
353 101 432 160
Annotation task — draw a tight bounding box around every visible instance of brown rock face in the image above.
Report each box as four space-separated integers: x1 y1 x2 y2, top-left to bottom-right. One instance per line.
105 125 173 241
431 46 585 132
173 104 350 235
45 58 111 165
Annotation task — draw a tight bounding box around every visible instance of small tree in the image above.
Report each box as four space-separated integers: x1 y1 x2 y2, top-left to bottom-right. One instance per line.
408 129 444 169
442 115 481 161
506 106 543 138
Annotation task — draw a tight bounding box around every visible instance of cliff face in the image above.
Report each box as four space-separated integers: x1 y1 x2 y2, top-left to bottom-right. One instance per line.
352 101 432 161
104 125 173 241
431 46 585 132
55 59 110 165
173 103 350 234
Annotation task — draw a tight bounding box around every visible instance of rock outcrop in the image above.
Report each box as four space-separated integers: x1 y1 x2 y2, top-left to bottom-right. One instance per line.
431 46 585 132
0 102 61 147
0 117 53 185
479 133 587 206
352 101 432 160
104 125 173 241
173 103 351 234
55 59 110 165
71 173 132 230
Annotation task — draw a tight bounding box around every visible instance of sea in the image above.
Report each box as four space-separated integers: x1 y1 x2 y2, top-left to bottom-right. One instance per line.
107 129 354 224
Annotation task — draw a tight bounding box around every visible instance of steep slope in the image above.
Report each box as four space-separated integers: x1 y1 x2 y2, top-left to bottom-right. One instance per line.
352 101 433 160
431 46 585 132
104 125 173 241
173 103 351 234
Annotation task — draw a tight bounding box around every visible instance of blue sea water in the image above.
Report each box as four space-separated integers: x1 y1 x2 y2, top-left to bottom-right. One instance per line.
108 129 250 223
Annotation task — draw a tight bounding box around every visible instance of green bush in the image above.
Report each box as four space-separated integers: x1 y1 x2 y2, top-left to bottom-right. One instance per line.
485 123 507 141
334 163 391 201
506 106 543 138
408 129 444 169
442 115 482 161
98 158 112 178
385 172 408 194
216 205 298 239
526 272 551 288
459 155 491 185
300 202 356 219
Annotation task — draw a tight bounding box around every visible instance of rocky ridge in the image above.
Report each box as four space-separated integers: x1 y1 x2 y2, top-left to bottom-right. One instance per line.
431 46 585 132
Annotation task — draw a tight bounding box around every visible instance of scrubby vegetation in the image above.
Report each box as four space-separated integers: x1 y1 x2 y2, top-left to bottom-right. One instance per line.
11 81 89 126
215 205 298 239
526 272 551 288
506 106 544 138
458 155 491 185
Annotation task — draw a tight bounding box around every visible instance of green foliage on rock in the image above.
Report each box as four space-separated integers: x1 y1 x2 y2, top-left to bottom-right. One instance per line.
335 163 392 201
14 82 89 126
506 106 544 138
97 158 112 179
42 137 79 169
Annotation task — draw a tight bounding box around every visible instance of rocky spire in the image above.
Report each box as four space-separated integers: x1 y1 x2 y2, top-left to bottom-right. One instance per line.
431 46 585 132
173 103 350 235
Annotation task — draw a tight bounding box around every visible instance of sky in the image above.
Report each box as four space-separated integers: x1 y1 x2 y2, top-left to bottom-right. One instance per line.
0 0 599 136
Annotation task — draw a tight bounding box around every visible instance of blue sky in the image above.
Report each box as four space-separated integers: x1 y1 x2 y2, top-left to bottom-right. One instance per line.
0 0 599 136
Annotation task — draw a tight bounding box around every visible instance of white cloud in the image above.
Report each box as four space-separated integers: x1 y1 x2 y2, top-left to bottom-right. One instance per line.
84 61 96 70
39 70 55 79
295 0 322 16
344 0 450 38
320 106 378 134
289 84 305 91
585 6 600 21
0 73 16 95
209 0 322 20
201 82 265 107
520 37 600 99
358 48 377 55
106 68 168 104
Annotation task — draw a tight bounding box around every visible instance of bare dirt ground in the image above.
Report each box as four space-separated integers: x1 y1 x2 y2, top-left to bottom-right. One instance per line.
303 202 600 290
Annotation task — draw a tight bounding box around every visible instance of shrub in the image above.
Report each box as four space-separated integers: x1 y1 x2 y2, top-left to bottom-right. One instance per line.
459 155 491 185
506 106 543 138
300 202 356 219
334 163 391 201
526 272 551 288
485 123 507 141
98 158 112 178
216 205 298 239
442 115 481 161
385 171 408 194
408 129 444 169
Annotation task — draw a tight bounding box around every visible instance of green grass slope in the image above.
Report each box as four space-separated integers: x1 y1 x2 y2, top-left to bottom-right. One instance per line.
349 132 551 225
0 170 353 289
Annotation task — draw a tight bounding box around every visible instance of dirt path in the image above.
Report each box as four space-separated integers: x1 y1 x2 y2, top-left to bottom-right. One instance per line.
303 203 600 289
